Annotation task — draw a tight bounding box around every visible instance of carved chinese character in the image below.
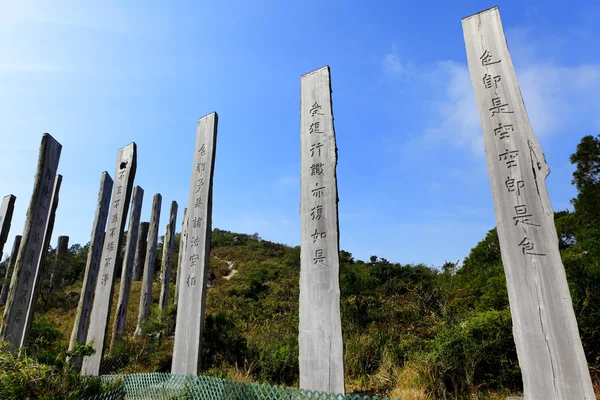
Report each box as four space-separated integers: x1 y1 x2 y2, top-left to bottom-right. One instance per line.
489 97 513 117
19 289 28 304
23 271 31 286
313 249 326 264
310 163 324 176
36 217 44 228
499 149 518 168
118 170 125 180
505 176 525 195
480 50 501 66
117 185 123 195
106 241 115 251
310 143 323 157
109 227 117 237
197 161 206 173
195 178 204 193
199 144 206 156
192 217 203 228
311 205 323 221
110 213 118 223
32 230 41 244
104 257 112 268
312 183 325 198
27 249 35 266
311 229 327 243
494 122 514 140
513 205 540 227
101 273 109 285
309 121 323 134
483 73 501 89
518 236 546 256
186 275 196 287
113 199 121 208
194 197 203 208
14 309 23 324
190 236 200 247
310 102 324 117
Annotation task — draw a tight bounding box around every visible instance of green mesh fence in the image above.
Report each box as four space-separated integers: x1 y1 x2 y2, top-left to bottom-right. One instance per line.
101 373 399 400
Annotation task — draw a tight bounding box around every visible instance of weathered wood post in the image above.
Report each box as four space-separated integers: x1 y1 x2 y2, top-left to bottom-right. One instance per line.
69 172 113 369
0 236 21 306
0 195 16 261
299 67 345 394
174 208 187 306
172 112 218 374
134 194 161 338
81 143 137 376
0 194 17 306
50 235 69 287
0 134 61 350
109 185 144 355
21 174 62 350
159 201 178 311
462 7 594 399
133 222 149 282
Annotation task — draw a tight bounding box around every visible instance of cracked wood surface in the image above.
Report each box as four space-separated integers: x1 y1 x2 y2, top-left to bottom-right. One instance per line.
462 7 594 399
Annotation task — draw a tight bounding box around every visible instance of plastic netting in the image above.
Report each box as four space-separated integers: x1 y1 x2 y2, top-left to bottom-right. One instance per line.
101 373 399 400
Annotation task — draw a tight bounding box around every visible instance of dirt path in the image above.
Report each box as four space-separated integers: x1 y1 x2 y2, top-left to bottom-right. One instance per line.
214 256 238 280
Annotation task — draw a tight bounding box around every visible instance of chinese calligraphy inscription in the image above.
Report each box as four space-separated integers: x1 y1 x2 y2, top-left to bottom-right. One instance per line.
463 7 594 398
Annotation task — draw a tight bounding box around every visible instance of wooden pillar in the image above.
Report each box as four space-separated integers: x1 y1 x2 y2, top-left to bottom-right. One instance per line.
81 143 137 376
159 201 178 310
174 208 187 306
0 134 61 351
299 67 345 394
172 112 218 374
462 7 594 398
109 185 143 355
0 236 22 307
134 194 161 337
69 172 113 369
51 235 69 287
133 222 149 282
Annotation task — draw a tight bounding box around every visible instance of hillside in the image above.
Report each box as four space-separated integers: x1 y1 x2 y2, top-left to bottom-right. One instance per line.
1 224 597 399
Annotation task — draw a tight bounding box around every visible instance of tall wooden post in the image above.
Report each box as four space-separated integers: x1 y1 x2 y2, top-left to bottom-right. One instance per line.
134 194 161 337
172 112 218 374
159 201 178 310
0 134 61 350
51 235 69 287
81 143 137 376
299 67 345 394
21 174 63 350
0 236 21 307
69 172 113 369
174 208 187 306
0 195 16 261
462 7 594 398
133 222 149 282
109 185 143 355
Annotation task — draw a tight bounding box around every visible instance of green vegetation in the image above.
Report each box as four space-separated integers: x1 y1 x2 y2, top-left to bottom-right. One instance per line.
2 135 600 399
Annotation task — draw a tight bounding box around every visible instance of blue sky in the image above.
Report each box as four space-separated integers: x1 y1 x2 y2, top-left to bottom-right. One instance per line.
1 1 599 267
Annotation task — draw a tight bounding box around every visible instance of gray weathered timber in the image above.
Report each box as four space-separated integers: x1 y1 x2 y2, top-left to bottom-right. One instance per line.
0 134 61 350
109 185 144 355
0 195 16 261
21 174 62 350
0 236 22 306
172 112 218 375
159 201 178 310
299 67 345 395
81 143 137 376
133 222 149 281
69 172 113 369
134 193 161 338
50 235 69 287
174 208 187 306
462 7 594 399
0 194 17 306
